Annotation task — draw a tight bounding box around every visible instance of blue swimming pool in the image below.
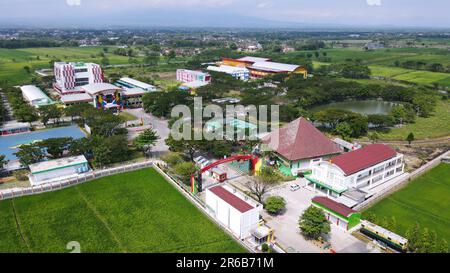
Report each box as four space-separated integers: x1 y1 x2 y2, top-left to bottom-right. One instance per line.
0 125 86 161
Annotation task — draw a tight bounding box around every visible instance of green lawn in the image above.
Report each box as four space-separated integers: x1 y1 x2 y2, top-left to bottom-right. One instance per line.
0 168 245 253
119 111 139 122
378 100 450 140
363 164 450 242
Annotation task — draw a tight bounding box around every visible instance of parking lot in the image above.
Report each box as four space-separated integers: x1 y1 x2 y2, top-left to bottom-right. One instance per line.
264 179 377 253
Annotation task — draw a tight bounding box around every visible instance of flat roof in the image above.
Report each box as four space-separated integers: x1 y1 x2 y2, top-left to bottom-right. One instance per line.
182 81 210 89
118 77 156 90
207 65 249 74
60 93 92 103
122 87 149 96
209 186 254 213
29 155 88 174
0 121 30 130
249 61 300 73
82 83 122 95
237 56 271 63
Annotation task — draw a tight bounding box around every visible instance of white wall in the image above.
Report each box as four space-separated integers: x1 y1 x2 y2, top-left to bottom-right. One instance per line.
31 164 87 186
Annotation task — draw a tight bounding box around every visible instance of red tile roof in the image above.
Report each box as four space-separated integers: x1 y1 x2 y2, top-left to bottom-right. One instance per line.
312 196 356 217
208 186 254 213
331 144 397 176
262 117 341 161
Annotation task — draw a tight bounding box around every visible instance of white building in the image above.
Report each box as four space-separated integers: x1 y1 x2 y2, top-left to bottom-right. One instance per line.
205 185 262 239
28 155 90 186
20 85 54 108
207 65 250 80
53 62 104 94
116 77 157 92
308 144 404 205
176 69 211 83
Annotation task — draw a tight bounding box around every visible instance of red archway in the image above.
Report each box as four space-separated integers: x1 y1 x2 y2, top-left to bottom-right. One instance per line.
191 154 258 194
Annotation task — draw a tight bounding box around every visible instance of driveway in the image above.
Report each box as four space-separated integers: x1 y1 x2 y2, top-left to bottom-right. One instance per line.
264 179 374 253
124 108 170 153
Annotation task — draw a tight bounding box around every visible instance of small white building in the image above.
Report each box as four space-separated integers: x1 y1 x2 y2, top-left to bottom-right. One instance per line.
308 144 404 203
207 65 250 80
20 85 54 108
176 69 211 83
28 155 90 186
205 185 262 239
116 77 157 92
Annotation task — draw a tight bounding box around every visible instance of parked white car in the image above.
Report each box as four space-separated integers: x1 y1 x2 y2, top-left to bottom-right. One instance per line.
290 184 301 192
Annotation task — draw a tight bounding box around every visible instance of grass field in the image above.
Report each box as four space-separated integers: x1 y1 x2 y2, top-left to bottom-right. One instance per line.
363 164 450 241
0 168 245 253
377 100 450 140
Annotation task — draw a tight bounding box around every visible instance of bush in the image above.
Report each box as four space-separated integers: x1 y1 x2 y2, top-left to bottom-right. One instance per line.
264 196 286 215
161 152 184 166
261 243 270 253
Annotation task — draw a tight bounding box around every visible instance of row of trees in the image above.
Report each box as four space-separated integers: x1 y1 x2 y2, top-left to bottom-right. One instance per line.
394 60 450 73
365 212 448 253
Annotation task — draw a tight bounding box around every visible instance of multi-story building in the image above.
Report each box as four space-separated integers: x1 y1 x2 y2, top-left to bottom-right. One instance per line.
307 144 404 205
53 62 104 94
176 69 211 84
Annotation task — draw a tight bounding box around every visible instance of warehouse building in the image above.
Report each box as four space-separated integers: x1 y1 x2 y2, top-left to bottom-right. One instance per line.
311 196 361 231
28 155 90 186
221 56 308 78
205 185 262 239
262 117 341 176
53 62 104 94
116 77 157 92
20 85 55 108
207 65 250 80
308 144 404 205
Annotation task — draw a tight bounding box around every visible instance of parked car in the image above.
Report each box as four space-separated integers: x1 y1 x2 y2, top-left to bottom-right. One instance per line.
290 184 301 191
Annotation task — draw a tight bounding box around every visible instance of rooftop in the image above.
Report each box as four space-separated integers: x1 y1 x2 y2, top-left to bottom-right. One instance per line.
331 144 398 176
208 186 254 213
249 61 300 73
262 117 341 161
237 56 271 63
82 83 122 95
60 93 92 103
29 155 88 174
118 77 156 90
312 196 357 218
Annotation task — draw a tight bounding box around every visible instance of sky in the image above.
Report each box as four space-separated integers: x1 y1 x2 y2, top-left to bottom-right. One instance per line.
1 0 450 28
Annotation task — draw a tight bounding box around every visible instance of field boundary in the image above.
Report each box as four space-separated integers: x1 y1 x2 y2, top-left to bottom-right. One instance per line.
0 160 158 201
355 149 450 211
152 164 256 253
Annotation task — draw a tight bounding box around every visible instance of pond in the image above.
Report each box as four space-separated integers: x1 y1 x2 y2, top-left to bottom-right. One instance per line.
0 125 86 161
310 100 398 115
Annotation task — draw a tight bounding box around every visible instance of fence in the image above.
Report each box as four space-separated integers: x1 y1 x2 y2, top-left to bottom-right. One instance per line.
355 150 450 211
0 160 157 201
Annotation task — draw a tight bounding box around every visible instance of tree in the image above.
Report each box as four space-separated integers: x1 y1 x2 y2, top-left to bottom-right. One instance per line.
64 103 92 123
23 66 31 74
165 135 207 161
390 105 407 125
14 144 45 168
38 104 62 126
134 128 159 157
15 105 38 124
143 51 160 66
101 56 110 67
406 222 421 252
161 152 184 166
247 168 279 203
436 239 449 253
172 161 198 184
264 196 286 215
167 50 176 64
406 132 415 146
38 137 73 159
335 122 353 140
298 206 331 240
368 132 380 143
0 154 8 175
412 94 437 117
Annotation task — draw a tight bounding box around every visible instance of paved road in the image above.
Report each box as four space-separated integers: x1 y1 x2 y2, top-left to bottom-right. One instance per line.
124 108 170 153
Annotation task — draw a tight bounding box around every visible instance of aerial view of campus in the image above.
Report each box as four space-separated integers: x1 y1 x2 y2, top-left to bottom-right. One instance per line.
0 0 449 264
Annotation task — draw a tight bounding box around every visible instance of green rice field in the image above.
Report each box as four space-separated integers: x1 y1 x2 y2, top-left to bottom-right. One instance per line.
364 164 450 242
0 168 245 253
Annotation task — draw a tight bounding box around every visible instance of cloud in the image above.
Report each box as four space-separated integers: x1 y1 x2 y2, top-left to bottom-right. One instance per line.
366 0 382 6
66 0 81 6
